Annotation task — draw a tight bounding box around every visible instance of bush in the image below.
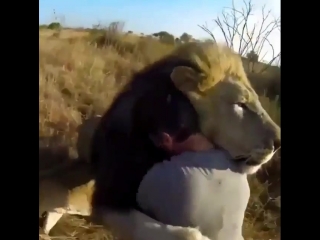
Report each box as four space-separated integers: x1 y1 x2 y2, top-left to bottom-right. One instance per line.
39 24 48 29
47 22 61 30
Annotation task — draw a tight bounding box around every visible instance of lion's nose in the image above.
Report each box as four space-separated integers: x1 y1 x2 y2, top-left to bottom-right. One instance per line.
273 138 281 151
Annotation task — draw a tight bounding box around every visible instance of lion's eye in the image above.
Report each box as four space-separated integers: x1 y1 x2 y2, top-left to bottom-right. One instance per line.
233 102 248 116
235 102 248 110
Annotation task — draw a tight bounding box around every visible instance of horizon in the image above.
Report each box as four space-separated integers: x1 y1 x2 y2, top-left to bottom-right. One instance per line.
39 0 280 63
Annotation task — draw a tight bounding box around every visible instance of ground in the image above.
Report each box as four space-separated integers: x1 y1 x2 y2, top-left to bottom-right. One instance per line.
39 28 280 240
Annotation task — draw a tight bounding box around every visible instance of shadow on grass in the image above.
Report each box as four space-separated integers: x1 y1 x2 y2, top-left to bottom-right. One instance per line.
39 136 75 177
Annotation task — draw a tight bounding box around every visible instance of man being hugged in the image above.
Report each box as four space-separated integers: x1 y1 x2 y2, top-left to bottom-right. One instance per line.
137 93 250 240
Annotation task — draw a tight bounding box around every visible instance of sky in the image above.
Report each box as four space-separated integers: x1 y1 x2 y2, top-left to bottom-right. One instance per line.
39 0 280 63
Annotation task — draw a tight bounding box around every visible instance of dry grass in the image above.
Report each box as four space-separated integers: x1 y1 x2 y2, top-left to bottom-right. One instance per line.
39 29 280 240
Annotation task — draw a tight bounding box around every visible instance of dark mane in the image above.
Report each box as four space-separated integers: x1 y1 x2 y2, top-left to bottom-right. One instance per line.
91 54 201 212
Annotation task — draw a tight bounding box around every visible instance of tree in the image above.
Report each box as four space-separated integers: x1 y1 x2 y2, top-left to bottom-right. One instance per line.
108 21 125 34
203 38 215 44
198 0 280 73
180 32 192 43
47 22 61 30
175 38 182 44
153 31 175 45
153 31 169 38
52 9 65 27
91 21 124 33
246 50 259 62
246 50 259 72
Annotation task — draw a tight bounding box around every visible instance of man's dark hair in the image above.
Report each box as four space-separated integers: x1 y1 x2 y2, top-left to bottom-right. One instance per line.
148 91 201 143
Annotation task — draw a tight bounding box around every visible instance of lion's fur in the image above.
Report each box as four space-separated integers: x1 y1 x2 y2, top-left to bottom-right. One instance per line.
169 42 252 91
39 162 94 234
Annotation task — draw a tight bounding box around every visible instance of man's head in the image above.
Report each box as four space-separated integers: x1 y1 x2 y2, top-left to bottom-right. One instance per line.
154 132 214 155
148 91 212 155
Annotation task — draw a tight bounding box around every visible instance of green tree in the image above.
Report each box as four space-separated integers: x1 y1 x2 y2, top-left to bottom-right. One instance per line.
47 22 61 30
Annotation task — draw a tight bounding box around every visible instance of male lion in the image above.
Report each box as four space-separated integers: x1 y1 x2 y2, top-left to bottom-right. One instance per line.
88 42 280 240
169 42 281 174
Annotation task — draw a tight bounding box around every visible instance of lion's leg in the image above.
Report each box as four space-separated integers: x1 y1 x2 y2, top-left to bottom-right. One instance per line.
42 208 65 234
97 208 210 240
39 233 52 240
215 208 245 240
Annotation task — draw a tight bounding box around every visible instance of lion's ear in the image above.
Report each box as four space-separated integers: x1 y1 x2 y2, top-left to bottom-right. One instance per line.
170 66 207 92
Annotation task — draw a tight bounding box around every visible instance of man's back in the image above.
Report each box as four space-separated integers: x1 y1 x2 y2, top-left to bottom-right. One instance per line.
137 149 250 240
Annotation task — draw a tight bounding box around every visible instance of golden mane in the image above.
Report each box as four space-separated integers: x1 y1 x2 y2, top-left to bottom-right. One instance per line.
169 42 252 92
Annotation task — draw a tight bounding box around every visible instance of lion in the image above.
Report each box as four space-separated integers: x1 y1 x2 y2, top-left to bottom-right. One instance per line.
63 42 280 240
39 162 94 235
169 42 281 174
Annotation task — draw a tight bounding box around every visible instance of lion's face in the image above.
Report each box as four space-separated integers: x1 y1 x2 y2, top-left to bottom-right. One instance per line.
171 66 281 174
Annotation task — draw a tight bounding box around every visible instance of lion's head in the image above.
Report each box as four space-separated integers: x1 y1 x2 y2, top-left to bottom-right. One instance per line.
169 42 281 174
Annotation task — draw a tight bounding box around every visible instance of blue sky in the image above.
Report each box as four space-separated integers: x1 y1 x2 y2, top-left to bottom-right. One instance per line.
39 0 227 38
39 0 280 61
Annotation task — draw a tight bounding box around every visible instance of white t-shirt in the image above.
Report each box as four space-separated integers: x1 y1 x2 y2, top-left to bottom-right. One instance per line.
137 149 250 240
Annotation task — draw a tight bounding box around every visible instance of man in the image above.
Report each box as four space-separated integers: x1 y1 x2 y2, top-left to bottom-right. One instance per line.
137 93 250 240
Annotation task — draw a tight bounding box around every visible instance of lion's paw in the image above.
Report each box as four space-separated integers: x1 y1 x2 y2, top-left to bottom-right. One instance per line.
166 225 211 240
39 233 51 240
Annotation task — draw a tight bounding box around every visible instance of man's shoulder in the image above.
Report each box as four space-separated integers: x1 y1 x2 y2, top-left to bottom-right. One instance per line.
146 149 230 175
171 149 230 165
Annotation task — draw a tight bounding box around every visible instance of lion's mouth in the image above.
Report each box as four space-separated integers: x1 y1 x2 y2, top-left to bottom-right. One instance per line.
244 158 260 166
234 156 260 166
234 155 250 162
234 156 248 163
